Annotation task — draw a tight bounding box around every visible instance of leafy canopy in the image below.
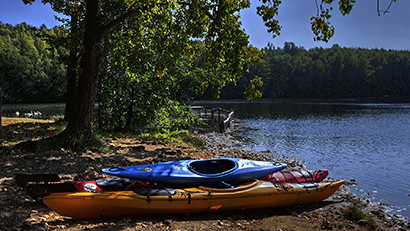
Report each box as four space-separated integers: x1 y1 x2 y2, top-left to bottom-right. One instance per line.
21 0 356 95
18 0 357 132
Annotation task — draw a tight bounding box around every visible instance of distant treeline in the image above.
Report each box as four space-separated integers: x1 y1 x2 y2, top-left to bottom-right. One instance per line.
253 42 410 98
2 22 410 104
198 42 410 99
0 22 66 104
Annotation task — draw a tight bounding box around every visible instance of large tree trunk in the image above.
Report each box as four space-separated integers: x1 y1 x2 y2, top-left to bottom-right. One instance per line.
63 0 138 137
66 0 103 135
64 11 80 124
64 50 78 124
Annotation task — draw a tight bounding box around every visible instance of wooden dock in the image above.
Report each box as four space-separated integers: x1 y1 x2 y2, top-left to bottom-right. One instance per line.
189 106 234 133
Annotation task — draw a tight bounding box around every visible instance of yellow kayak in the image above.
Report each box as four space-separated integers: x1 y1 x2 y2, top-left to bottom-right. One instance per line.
43 180 345 218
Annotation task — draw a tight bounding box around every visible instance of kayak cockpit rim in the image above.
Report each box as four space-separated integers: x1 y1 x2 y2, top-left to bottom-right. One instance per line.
188 159 238 176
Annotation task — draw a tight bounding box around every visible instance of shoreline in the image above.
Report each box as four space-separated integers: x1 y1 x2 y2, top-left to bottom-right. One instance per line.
226 119 410 215
200 130 410 227
0 127 409 230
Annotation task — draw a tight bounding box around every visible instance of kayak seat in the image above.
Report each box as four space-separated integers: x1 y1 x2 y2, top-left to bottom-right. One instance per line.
96 178 135 190
189 159 236 175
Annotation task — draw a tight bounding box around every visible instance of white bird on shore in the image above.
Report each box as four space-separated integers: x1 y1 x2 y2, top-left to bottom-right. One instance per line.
15 111 20 117
33 111 42 118
23 111 42 118
25 111 33 118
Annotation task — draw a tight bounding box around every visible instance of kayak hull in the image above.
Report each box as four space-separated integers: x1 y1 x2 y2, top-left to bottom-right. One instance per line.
43 180 345 218
102 158 287 187
19 170 329 200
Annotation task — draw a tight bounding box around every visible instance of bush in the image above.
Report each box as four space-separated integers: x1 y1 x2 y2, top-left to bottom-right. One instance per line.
344 205 376 229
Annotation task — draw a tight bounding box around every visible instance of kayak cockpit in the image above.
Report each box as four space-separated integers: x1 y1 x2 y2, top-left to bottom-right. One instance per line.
188 159 237 175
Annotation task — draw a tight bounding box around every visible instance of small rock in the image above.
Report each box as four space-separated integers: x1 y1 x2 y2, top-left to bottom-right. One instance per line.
320 220 333 229
165 150 181 155
163 219 172 226
132 145 145 151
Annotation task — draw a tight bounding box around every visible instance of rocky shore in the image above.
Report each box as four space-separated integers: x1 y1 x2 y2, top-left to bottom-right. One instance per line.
202 132 410 228
0 128 409 230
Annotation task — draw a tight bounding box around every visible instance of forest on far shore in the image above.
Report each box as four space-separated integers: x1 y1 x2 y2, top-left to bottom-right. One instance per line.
2 22 410 104
212 42 410 100
0 22 66 104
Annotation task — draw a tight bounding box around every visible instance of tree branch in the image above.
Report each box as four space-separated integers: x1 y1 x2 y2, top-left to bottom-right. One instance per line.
378 0 395 16
383 0 394 14
100 1 148 36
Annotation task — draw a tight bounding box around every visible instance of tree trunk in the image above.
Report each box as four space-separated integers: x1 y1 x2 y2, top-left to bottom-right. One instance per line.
64 51 78 124
66 0 103 135
64 11 80 124
64 0 138 137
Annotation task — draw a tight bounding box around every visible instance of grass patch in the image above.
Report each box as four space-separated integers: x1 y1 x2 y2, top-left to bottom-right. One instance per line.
344 205 376 229
140 130 205 149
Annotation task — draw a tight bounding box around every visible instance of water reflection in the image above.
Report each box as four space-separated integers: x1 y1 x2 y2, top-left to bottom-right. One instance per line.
200 98 410 217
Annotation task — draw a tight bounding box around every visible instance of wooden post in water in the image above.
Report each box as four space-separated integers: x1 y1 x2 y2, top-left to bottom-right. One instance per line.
211 109 214 121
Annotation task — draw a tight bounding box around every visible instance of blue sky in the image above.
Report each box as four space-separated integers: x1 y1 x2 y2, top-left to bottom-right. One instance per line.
241 0 410 50
1 0 409 50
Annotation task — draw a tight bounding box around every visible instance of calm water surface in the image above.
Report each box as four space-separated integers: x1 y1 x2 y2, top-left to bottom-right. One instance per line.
200 98 410 217
1 103 65 118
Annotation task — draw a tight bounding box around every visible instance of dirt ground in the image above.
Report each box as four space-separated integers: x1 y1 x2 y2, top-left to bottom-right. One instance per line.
0 130 409 230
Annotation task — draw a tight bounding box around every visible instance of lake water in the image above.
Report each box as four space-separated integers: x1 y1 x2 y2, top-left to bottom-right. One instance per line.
199 98 410 218
1 103 65 118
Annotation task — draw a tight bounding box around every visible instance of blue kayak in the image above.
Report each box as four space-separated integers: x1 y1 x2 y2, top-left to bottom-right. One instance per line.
102 158 287 187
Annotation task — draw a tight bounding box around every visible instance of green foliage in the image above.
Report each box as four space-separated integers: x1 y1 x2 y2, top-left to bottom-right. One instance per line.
344 205 375 227
152 130 205 148
93 0 267 131
97 54 205 132
136 129 205 149
244 76 263 101
310 11 335 42
14 0 364 140
309 0 354 42
251 42 410 98
256 0 282 38
97 37 204 132
338 0 356 16
147 101 204 132
254 0 356 42
0 22 67 104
